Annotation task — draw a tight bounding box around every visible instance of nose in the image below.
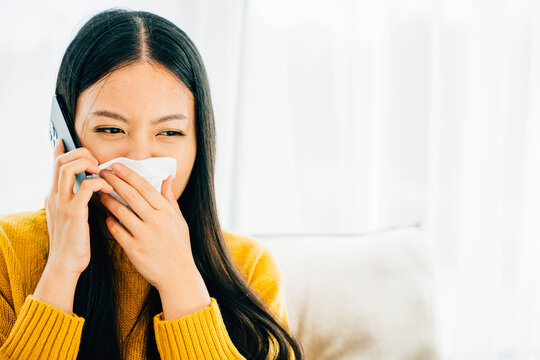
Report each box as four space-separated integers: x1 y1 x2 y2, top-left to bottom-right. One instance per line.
123 135 155 160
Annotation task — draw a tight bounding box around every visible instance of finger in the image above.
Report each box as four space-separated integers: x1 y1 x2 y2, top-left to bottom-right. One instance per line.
162 175 176 203
100 169 154 219
53 140 65 158
72 178 114 206
53 147 99 194
161 175 172 200
104 162 168 211
161 175 182 216
58 159 103 201
51 141 65 189
105 214 134 249
99 192 143 235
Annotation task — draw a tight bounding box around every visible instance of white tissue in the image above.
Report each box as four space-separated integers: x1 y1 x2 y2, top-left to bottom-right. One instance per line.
93 157 177 207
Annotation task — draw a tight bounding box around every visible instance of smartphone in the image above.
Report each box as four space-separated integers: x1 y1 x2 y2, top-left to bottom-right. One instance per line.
48 94 95 193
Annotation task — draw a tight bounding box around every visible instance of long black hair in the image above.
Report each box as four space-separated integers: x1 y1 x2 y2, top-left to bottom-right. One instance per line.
55 8 303 360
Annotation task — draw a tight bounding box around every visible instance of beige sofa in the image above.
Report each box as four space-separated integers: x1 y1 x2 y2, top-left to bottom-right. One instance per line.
257 226 439 360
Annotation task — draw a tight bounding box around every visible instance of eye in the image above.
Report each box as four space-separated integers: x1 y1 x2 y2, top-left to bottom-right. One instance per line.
94 128 185 136
95 127 123 134
159 130 185 137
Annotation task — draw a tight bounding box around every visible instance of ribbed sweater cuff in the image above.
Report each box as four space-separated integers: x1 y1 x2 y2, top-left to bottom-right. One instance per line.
0 295 84 360
153 297 245 359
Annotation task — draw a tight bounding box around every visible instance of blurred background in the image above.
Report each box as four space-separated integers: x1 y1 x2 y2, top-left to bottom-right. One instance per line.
0 0 539 359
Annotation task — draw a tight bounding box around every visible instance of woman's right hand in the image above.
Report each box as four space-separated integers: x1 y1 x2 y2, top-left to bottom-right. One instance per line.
43 141 113 276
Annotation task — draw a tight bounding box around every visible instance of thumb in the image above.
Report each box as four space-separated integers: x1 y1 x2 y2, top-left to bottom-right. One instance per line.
162 175 182 216
161 175 175 202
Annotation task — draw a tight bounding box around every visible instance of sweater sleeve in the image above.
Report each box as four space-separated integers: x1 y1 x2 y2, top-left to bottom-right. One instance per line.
0 295 85 360
153 244 295 360
153 297 246 359
0 228 85 360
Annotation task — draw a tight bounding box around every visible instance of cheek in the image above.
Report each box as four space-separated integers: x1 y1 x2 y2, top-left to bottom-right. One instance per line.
169 175 184 200
76 135 108 164
173 168 187 188
91 150 112 166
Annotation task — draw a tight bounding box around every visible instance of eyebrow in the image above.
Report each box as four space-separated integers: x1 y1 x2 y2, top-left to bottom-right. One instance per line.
90 110 189 124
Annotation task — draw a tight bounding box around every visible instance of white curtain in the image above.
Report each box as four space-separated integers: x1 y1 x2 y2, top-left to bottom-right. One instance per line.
1 0 539 358
227 0 540 357
424 0 540 357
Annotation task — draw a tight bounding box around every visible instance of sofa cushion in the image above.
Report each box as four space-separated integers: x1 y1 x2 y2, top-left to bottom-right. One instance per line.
257 226 439 360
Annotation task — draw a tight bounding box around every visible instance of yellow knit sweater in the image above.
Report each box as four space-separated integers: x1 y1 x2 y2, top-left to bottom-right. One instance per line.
0 208 291 359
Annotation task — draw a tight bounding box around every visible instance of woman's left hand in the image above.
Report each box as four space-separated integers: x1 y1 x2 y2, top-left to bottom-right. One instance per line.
98 162 198 292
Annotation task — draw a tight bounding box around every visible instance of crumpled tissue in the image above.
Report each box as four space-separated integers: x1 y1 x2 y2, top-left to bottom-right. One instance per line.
90 157 177 207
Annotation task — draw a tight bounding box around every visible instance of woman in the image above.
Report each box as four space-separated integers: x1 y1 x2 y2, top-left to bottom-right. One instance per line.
0 8 303 360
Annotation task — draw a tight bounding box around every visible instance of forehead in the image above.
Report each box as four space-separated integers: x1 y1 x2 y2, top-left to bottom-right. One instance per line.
76 61 194 123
